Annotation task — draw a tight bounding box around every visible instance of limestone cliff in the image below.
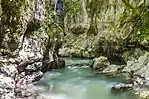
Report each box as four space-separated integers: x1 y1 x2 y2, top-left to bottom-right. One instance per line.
60 0 149 60
0 0 64 98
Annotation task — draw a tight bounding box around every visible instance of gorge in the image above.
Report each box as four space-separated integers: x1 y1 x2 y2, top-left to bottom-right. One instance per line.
1 0 149 99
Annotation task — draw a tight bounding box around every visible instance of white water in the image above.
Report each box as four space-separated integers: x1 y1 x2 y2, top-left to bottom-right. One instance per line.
36 58 135 99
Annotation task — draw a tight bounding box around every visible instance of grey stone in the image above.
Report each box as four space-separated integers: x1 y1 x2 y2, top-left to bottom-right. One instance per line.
0 65 18 77
92 56 110 70
0 74 15 89
123 53 149 79
103 64 123 74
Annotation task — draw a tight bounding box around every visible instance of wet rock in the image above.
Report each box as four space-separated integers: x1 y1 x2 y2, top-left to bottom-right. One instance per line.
15 72 41 99
25 65 37 75
25 62 42 75
18 84 39 98
111 83 133 93
57 59 65 68
42 59 65 73
70 63 91 67
102 64 124 75
26 71 43 82
91 56 110 70
17 57 42 73
49 60 65 69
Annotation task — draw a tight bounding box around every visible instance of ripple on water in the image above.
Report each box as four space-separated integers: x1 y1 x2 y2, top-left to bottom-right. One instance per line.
36 58 135 99
67 66 89 69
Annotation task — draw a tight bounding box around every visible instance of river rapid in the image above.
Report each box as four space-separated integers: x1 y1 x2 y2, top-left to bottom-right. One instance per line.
36 57 136 99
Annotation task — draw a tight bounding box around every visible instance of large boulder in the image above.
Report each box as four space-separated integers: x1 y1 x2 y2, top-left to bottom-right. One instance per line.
91 56 110 70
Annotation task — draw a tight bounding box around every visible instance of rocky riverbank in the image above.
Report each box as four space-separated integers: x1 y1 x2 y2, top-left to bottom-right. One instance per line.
0 35 65 99
91 53 149 99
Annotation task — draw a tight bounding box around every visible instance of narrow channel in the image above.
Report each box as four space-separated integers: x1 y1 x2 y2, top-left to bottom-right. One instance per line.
37 57 135 99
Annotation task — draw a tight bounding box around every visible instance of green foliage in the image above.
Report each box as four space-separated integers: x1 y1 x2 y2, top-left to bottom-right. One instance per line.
64 0 80 19
122 0 135 11
1 0 24 16
119 0 149 45
138 7 149 41
86 0 103 35
86 0 104 17
44 0 64 45
1 0 25 41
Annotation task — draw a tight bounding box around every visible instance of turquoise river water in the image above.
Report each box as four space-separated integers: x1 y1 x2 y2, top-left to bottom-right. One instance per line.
37 58 136 99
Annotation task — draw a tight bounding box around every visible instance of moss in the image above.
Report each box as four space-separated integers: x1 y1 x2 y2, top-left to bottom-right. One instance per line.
1 0 25 44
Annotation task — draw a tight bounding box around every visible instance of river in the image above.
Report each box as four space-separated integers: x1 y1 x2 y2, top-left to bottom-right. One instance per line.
36 57 136 99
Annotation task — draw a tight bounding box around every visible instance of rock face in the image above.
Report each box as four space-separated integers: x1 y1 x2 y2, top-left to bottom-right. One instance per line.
61 0 149 60
122 52 149 99
0 73 16 99
0 0 64 98
123 52 149 79
0 65 18 99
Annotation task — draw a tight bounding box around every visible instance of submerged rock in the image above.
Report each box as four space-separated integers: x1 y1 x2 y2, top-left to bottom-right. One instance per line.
111 83 133 93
